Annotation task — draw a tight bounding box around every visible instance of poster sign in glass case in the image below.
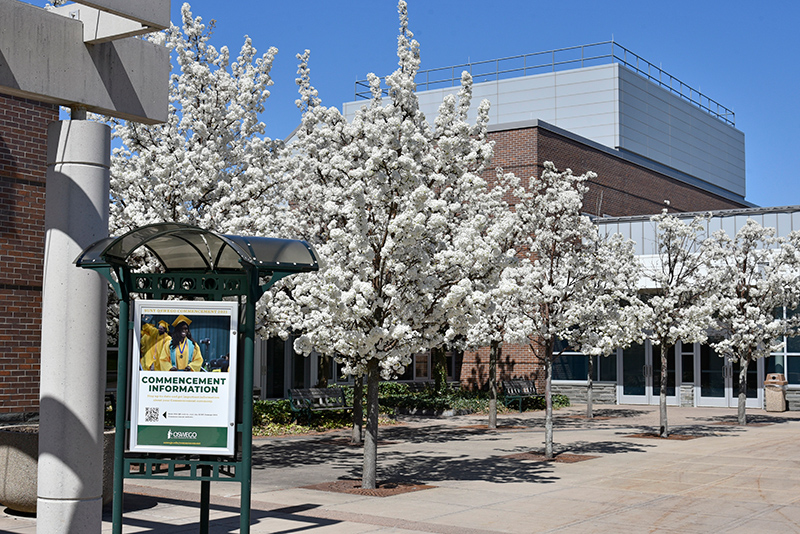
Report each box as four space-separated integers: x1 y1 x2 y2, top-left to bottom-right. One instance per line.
130 300 238 455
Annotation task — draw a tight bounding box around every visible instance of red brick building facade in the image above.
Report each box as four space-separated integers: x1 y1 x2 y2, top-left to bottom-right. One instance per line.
0 93 58 415
460 121 748 390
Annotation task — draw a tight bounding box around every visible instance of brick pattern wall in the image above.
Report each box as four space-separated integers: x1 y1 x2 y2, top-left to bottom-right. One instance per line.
489 126 746 217
460 124 748 390
0 93 58 414
462 344 544 391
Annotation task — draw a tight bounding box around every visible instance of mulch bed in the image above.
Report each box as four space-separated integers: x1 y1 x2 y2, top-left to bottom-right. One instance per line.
709 421 775 427
322 438 399 447
302 479 435 497
503 452 599 463
458 424 527 430
625 433 699 440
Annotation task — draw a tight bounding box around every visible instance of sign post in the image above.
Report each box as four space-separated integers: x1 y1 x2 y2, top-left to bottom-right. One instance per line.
76 223 318 534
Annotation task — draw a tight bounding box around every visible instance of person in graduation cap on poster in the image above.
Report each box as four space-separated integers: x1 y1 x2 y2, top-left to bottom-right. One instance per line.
140 319 171 370
158 315 204 372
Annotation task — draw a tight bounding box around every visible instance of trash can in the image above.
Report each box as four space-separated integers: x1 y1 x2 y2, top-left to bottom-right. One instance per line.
764 373 788 412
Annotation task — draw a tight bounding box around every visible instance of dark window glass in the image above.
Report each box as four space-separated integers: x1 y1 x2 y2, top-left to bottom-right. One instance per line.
598 353 617 382
553 354 588 381
682 352 694 383
787 335 800 353
265 337 285 398
767 356 784 375
787 356 800 385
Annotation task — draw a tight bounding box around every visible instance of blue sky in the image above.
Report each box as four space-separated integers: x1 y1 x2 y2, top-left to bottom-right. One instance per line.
171 0 797 208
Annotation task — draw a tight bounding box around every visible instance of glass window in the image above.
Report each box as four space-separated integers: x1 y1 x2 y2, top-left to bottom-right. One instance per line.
767 355 784 375
771 306 800 384
553 353 588 381
788 356 800 385
265 337 285 398
553 352 616 382
414 353 430 380
681 342 695 383
599 354 617 382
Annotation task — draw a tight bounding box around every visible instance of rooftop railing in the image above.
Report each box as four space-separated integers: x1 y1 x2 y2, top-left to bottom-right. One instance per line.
354 40 735 126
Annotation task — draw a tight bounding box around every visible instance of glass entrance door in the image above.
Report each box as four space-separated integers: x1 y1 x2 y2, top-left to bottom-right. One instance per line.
697 344 761 408
618 341 679 405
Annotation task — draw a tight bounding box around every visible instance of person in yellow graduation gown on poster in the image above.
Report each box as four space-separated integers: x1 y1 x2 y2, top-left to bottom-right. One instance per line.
140 320 171 370
158 315 203 372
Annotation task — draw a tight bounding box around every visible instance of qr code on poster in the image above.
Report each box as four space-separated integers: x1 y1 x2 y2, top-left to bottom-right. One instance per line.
145 407 159 423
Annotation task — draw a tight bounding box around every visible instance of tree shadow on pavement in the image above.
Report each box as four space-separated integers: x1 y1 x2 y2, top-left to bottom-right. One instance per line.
555 439 655 455
251 435 362 470
251 423 521 470
105 494 340 534
689 413 800 426
358 452 561 485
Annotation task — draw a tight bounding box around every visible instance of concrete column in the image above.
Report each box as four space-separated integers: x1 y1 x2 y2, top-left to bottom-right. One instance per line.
38 120 110 533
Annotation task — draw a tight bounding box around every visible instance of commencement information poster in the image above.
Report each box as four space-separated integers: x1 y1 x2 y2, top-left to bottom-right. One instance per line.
130 300 238 455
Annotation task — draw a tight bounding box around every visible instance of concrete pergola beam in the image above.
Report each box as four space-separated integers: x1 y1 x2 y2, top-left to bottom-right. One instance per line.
72 0 169 30
49 4 153 44
0 0 168 124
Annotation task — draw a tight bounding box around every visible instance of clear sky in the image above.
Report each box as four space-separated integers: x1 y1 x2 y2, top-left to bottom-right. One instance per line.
169 0 797 208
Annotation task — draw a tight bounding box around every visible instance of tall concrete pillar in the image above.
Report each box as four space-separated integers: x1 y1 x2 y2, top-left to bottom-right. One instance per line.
38 120 110 533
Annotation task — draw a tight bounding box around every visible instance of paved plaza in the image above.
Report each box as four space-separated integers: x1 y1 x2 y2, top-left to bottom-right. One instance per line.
3 404 800 533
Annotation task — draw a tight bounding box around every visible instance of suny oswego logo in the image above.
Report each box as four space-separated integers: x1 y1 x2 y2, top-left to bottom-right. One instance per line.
167 429 198 440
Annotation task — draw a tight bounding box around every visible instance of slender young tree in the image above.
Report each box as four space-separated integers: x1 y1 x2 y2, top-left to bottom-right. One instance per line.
278 1 502 488
462 170 521 429
706 219 800 424
502 162 641 458
560 233 648 419
642 210 716 438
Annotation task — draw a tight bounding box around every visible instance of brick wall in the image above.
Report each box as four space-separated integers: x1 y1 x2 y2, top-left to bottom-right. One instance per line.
460 124 748 390
0 93 58 414
489 125 746 217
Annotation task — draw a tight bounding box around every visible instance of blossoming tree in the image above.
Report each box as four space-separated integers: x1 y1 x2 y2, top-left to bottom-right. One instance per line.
642 210 716 438
706 219 800 424
277 1 502 489
501 162 643 458
461 170 521 429
563 233 648 419
110 3 282 236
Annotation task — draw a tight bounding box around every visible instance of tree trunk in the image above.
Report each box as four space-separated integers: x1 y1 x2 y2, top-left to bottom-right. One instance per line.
738 358 749 426
432 346 447 394
488 340 500 429
544 343 554 460
351 374 364 444
586 354 594 419
362 359 380 489
659 343 669 438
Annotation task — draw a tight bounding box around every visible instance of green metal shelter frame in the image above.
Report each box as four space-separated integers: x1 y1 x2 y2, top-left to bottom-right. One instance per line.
75 223 319 534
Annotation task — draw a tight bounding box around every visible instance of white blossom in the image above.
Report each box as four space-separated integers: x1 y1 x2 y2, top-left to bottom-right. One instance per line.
109 3 283 237
706 219 800 424
642 209 716 436
501 162 644 457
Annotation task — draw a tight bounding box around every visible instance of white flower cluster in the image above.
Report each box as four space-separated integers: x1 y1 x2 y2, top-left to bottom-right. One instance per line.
500 163 645 359
276 1 508 381
109 3 283 237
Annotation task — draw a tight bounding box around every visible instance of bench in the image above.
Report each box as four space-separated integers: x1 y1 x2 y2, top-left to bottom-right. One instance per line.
288 388 352 421
502 379 544 412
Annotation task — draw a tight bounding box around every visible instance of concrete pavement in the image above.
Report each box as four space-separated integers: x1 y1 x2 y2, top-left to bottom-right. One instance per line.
3 404 800 533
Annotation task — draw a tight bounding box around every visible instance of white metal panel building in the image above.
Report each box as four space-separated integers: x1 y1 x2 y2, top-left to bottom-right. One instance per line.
557 207 800 410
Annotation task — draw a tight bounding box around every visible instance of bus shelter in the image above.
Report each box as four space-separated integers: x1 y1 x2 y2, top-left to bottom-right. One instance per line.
76 223 318 534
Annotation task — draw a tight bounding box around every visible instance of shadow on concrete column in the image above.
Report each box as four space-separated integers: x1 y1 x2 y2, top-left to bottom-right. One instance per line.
38 120 110 533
